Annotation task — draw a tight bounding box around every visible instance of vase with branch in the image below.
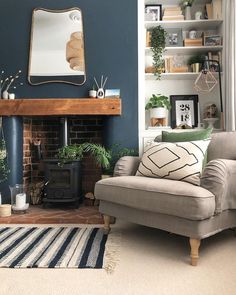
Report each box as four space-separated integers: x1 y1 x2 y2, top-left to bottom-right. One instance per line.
181 0 195 20
0 70 23 99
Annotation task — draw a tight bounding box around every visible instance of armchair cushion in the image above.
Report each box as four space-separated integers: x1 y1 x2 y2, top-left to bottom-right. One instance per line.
201 159 236 214
95 176 215 220
113 156 140 177
136 140 210 185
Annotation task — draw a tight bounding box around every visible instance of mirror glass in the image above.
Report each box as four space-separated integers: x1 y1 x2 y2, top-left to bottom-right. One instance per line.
28 8 86 85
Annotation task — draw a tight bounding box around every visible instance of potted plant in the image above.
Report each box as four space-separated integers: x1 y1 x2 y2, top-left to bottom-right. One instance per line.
102 144 138 178
150 26 167 79
145 94 171 119
57 142 111 170
188 54 206 73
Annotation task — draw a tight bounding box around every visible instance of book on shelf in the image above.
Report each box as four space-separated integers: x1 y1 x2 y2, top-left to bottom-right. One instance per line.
162 15 184 21
164 10 182 16
212 0 222 19
146 30 151 47
164 6 182 12
148 126 171 130
206 3 213 19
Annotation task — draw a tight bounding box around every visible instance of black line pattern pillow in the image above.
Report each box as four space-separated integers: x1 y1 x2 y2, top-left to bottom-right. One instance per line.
136 140 210 185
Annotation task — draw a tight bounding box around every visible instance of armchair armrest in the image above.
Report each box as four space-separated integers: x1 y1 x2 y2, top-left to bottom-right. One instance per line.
200 159 236 214
113 156 140 177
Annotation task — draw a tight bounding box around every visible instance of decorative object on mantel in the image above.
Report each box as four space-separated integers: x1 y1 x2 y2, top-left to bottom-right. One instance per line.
93 75 108 98
0 69 23 99
89 85 97 98
145 94 171 127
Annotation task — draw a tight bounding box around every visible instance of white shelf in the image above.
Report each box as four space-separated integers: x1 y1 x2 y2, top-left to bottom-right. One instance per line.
146 46 223 55
145 19 223 30
145 72 223 80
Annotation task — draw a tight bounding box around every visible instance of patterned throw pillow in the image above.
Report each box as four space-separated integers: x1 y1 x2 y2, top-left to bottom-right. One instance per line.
136 140 210 185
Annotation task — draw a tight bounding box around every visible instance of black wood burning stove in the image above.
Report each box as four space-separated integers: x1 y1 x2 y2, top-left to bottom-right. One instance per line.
42 117 82 207
43 159 82 207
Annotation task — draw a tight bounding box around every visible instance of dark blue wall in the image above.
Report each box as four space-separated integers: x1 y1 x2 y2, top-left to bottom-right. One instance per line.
0 0 138 200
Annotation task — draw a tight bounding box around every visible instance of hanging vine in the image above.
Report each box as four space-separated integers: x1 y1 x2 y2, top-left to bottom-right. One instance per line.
150 25 167 80
0 118 9 183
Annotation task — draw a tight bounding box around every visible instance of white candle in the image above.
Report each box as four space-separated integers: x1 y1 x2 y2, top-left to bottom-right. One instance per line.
8 93 15 100
15 193 26 209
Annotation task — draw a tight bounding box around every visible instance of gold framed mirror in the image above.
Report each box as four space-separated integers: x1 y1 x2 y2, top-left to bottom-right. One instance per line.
28 8 86 85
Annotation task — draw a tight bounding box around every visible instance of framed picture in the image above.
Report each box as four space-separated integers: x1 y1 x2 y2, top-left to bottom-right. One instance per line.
145 5 162 21
204 35 222 46
105 89 120 98
166 29 183 47
170 95 199 128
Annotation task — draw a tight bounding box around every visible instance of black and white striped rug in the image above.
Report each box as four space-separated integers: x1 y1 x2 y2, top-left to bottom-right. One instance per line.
0 227 116 269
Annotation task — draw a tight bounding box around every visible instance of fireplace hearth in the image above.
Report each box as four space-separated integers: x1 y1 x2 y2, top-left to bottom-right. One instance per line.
43 159 82 207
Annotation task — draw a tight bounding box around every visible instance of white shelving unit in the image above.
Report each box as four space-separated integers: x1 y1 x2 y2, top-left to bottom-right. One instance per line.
138 0 224 154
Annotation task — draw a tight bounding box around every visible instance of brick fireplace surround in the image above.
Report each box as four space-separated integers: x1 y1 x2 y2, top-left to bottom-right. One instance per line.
23 116 103 195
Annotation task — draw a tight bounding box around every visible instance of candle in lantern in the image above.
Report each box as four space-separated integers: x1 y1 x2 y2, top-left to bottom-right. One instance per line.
15 193 26 209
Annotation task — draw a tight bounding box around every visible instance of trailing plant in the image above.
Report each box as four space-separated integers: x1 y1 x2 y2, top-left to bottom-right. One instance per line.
103 144 138 175
0 127 9 183
145 94 171 110
150 25 167 79
57 143 111 169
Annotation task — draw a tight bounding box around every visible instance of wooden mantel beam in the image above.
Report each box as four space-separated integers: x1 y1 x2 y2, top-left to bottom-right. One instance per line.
0 98 121 116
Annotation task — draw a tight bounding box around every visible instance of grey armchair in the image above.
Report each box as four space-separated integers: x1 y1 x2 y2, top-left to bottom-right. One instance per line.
94 132 236 266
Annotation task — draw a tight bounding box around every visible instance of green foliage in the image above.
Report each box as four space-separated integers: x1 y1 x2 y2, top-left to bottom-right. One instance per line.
57 143 111 169
103 144 138 175
181 0 194 7
145 94 171 110
150 26 167 79
188 54 206 65
0 139 9 183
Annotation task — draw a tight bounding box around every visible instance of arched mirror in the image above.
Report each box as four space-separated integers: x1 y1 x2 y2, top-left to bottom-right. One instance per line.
28 8 86 85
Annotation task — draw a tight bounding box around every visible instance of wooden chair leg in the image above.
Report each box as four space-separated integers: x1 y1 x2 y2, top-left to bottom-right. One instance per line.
103 215 111 234
189 238 201 266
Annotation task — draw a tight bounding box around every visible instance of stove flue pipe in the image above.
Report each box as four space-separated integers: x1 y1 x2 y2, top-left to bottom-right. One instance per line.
60 117 69 147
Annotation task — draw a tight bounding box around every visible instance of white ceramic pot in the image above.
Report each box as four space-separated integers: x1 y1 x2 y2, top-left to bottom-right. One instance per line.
89 90 97 98
2 90 8 99
150 107 166 119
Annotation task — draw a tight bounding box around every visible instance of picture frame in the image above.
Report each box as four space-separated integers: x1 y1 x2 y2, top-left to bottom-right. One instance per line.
204 35 222 46
165 29 183 47
105 89 120 98
145 5 162 21
170 95 199 128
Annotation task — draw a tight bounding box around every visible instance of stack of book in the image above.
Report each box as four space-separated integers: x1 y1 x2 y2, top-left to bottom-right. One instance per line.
162 6 184 21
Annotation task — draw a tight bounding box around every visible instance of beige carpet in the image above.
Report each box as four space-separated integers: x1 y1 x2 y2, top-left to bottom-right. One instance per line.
0 221 236 295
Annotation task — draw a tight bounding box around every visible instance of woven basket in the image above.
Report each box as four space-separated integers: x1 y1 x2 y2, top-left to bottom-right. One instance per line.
0 204 11 217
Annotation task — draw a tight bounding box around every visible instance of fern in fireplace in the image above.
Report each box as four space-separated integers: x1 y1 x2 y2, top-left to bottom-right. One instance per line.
57 143 111 169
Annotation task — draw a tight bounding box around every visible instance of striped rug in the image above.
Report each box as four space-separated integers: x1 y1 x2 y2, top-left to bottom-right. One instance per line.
0 227 117 269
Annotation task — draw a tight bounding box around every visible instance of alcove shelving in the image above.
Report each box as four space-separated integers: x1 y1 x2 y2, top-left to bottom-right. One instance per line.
138 0 224 153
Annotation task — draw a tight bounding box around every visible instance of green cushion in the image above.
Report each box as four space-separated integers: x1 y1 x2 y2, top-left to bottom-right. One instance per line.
159 128 213 168
161 128 213 142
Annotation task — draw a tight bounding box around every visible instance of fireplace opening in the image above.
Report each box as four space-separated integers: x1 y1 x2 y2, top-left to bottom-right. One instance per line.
23 116 103 207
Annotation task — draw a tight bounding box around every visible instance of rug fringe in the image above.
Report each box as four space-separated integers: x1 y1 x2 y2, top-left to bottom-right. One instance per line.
104 230 121 274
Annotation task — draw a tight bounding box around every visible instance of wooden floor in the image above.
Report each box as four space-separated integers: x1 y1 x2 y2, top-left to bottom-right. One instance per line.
0 205 104 224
